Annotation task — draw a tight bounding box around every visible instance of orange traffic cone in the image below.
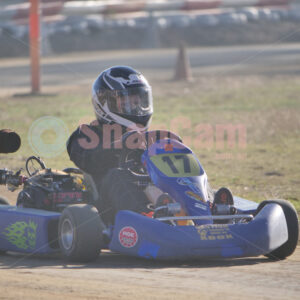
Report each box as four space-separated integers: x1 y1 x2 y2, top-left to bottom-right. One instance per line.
173 42 193 81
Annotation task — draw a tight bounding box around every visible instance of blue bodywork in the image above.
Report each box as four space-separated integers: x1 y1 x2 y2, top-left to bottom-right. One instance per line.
0 205 60 254
109 203 287 259
142 139 213 225
0 136 289 259
109 138 288 259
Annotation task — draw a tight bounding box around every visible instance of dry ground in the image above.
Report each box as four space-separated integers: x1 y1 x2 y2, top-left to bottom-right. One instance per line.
0 248 300 300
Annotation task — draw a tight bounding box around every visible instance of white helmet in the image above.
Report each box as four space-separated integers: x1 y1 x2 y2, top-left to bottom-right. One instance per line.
92 66 153 131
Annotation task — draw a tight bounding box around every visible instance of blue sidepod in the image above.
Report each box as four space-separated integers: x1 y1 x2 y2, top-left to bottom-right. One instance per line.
0 205 60 254
109 203 288 259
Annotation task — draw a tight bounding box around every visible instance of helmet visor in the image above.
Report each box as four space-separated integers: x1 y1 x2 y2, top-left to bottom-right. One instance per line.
102 86 153 116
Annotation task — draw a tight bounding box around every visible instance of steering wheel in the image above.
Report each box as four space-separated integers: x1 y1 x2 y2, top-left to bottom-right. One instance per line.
25 156 46 177
119 147 147 173
118 131 147 176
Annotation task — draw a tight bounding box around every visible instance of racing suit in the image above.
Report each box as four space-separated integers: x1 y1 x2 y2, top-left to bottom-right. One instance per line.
67 122 150 224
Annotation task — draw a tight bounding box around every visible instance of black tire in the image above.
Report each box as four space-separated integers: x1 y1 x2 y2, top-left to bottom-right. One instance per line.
58 204 105 262
256 199 299 260
0 197 9 205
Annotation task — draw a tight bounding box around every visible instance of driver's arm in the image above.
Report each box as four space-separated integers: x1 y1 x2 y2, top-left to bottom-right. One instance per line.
67 125 120 178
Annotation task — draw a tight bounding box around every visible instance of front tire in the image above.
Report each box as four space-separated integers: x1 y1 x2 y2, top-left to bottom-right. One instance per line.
59 204 105 262
256 199 299 260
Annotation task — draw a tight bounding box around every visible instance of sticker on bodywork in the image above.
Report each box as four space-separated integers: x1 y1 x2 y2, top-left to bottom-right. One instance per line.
194 202 208 211
119 226 138 248
2 220 37 250
196 224 233 241
185 191 205 203
138 240 160 259
177 178 202 194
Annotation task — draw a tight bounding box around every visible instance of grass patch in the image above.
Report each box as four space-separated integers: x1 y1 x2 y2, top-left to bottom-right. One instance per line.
0 75 299 211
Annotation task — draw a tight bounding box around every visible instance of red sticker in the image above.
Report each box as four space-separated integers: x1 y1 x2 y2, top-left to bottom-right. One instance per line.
119 226 138 248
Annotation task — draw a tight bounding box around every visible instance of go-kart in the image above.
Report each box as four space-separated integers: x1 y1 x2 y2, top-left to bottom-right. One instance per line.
0 130 298 262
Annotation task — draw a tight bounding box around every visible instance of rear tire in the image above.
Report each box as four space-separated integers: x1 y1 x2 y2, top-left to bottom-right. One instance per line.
256 199 299 260
59 204 105 262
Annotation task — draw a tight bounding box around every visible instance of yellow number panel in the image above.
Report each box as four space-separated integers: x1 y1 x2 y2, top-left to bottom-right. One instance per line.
150 153 200 177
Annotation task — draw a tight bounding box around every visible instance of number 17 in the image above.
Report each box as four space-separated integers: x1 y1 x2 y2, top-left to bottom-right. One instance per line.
162 155 191 174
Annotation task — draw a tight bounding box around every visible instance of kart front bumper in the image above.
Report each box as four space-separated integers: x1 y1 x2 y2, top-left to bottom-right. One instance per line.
109 203 288 259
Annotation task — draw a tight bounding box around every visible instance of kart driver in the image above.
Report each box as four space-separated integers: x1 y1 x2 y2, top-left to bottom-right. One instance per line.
67 66 161 224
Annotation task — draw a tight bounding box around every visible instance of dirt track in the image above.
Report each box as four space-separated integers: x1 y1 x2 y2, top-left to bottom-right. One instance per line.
0 247 299 300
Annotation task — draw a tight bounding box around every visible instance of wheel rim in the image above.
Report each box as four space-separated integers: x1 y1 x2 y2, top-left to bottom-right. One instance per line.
61 219 74 250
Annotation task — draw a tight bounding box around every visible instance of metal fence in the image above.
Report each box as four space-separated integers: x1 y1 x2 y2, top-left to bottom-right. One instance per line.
0 0 298 25
1 0 300 58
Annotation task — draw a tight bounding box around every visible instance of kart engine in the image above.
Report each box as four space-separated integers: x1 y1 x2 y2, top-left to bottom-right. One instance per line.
16 168 88 211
